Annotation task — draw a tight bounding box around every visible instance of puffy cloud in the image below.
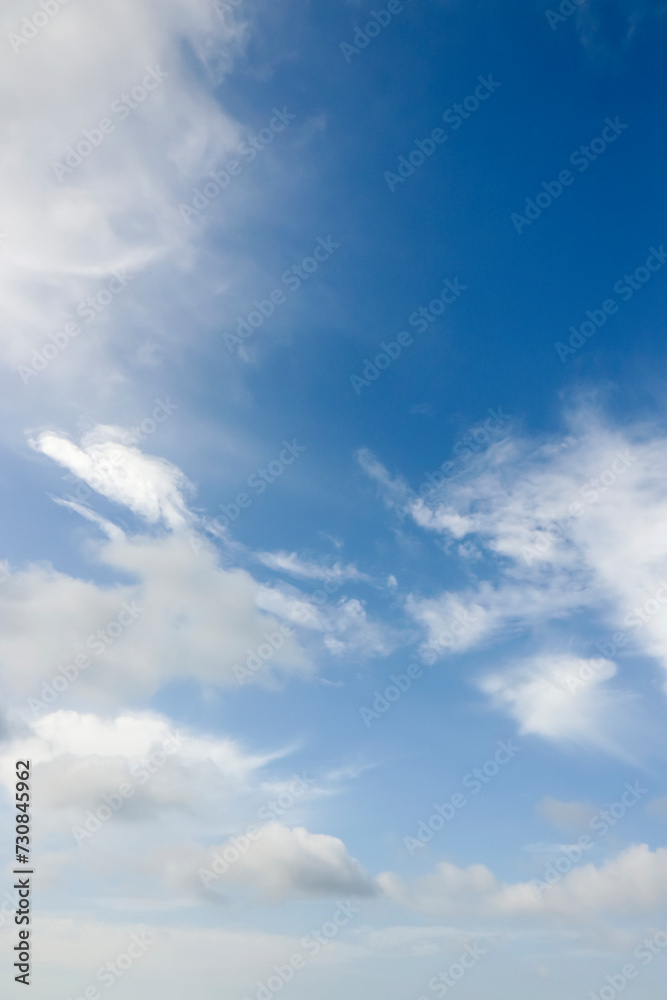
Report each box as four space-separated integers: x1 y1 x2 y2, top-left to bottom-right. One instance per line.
406 586 508 657
0 428 316 708
191 822 378 902
0 709 282 830
478 654 626 751
0 532 309 711
0 708 376 911
379 843 667 921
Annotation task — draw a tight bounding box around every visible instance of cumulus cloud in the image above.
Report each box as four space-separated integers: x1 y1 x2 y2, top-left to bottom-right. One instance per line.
0 709 280 826
379 843 667 921
190 822 378 902
0 532 309 710
0 708 376 913
478 654 628 752
0 428 318 708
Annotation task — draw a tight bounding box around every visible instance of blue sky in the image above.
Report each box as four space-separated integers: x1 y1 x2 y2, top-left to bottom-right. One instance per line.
2 0 667 997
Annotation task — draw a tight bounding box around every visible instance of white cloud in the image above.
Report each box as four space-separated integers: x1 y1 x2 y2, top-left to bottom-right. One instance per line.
0 531 309 710
31 426 194 529
479 654 625 751
0 0 248 377
0 708 376 911
0 428 320 708
0 709 280 824
53 497 125 539
256 550 368 583
189 822 378 901
361 412 667 732
356 447 414 516
379 843 667 921
406 586 507 656
257 582 397 659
